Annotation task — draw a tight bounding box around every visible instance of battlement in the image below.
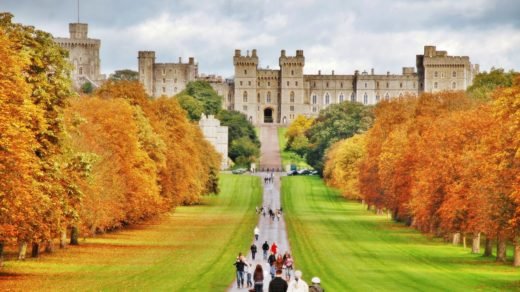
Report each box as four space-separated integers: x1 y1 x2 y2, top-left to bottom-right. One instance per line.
279 49 305 67
138 51 156 59
233 49 259 66
69 23 88 39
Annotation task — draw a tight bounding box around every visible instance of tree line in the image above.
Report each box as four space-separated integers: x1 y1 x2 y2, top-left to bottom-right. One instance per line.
0 14 220 263
323 72 519 265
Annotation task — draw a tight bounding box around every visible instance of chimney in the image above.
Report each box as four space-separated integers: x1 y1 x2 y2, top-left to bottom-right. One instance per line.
252 49 257 57
246 50 250 57
371 68 374 75
179 57 182 63
387 71 390 76
235 49 241 57
318 70 321 75
281 49 286 57
189 57 194 65
332 70 335 75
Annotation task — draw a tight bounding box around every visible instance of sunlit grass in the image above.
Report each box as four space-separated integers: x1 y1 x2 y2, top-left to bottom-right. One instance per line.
282 176 520 291
0 174 262 291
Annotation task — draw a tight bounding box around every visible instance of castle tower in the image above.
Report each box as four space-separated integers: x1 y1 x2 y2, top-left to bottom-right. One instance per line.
138 51 156 96
69 23 88 39
233 49 258 124
279 49 305 124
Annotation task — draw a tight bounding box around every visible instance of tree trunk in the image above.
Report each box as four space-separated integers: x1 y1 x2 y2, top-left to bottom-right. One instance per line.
496 238 507 262
60 229 67 249
367 204 371 211
514 238 520 267
484 237 493 257
0 241 4 267
31 242 40 258
70 226 79 245
471 233 481 254
452 233 461 245
45 239 54 253
463 234 467 249
18 241 27 260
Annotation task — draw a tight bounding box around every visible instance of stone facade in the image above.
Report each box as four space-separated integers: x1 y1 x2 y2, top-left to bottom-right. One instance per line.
54 23 105 88
232 46 479 125
138 45 478 125
198 114 229 170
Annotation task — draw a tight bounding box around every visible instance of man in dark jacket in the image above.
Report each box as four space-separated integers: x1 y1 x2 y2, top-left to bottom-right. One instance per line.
269 269 288 292
234 256 246 288
262 241 270 260
250 243 258 260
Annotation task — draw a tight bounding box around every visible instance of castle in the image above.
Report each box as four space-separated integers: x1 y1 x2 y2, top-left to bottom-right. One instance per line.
139 46 478 125
54 23 105 88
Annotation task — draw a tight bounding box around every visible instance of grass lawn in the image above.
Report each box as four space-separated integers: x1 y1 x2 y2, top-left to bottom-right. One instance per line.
277 127 312 170
282 176 520 291
0 174 262 291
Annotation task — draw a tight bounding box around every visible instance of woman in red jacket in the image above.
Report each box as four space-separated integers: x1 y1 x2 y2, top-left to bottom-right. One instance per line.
270 241 278 255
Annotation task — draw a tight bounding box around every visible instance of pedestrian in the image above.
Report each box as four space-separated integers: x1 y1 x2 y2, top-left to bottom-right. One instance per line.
275 254 284 272
262 241 270 260
234 254 247 288
309 277 324 292
284 253 294 280
254 226 260 241
271 241 278 255
253 264 264 292
245 263 253 289
280 206 283 214
277 210 281 221
250 242 258 260
268 252 276 279
269 269 288 292
287 270 308 292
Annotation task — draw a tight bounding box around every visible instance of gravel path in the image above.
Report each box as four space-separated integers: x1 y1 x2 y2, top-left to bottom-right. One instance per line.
228 125 291 291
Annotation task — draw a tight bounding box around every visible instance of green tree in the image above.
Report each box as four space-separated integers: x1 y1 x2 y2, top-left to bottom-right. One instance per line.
467 68 517 100
229 137 260 165
306 102 374 174
290 135 310 157
216 110 260 165
81 81 93 94
175 94 204 121
180 80 222 115
109 69 139 81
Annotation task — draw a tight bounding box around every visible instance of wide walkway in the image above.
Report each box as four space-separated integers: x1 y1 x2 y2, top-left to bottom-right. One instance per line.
229 125 291 291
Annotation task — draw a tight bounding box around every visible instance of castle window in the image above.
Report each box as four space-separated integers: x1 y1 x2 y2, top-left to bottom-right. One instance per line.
400 82 403 88
339 93 344 103
174 78 177 83
291 70 294 76
385 92 390 100
79 67 83 75
341 82 343 88
258 82 260 86
240 81 243 86
363 93 368 105
325 93 330 105
162 87 166 93
163 78 166 83
365 82 367 88
243 91 248 102
452 71 457 78
268 81 271 86
350 92 356 102
312 106 317 113
290 106 294 112
441 72 445 78
287 81 290 86
312 94 317 104
434 71 438 78
248 81 251 86
434 82 438 89
452 82 456 89
267 91 271 103
386 82 389 88
296 81 298 86
376 82 379 88
244 70 247 75
326 82 329 88
257 93 260 103
290 91 295 103
243 105 247 111
313 82 316 88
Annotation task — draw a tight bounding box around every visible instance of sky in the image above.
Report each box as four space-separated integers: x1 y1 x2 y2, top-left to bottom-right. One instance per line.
3 0 520 78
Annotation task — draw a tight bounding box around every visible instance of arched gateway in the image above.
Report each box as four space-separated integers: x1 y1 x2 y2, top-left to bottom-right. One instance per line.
264 108 273 123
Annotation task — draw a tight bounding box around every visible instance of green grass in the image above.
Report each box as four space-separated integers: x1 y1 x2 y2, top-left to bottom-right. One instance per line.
277 127 312 170
1 174 262 291
282 176 520 291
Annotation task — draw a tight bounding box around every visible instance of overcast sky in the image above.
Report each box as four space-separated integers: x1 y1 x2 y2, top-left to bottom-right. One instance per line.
3 0 520 77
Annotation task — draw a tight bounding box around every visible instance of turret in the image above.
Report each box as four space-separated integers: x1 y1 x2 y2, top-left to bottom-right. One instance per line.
69 23 88 39
138 51 156 96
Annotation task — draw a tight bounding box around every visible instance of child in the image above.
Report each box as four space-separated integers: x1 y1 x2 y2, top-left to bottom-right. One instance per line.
244 263 253 288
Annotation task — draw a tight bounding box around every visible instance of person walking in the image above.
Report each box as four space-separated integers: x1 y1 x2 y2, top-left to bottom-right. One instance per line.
254 226 260 241
245 263 253 289
287 270 309 292
284 253 294 281
268 252 277 279
250 242 258 260
253 264 264 292
271 241 278 255
234 254 247 288
269 269 288 292
309 277 324 292
262 241 270 260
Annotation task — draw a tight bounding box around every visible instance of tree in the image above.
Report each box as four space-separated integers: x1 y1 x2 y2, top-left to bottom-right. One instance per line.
285 115 314 150
229 137 260 165
175 94 204 121
217 110 260 164
180 80 222 115
109 69 139 81
81 81 93 94
306 102 374 174
467 68 517 100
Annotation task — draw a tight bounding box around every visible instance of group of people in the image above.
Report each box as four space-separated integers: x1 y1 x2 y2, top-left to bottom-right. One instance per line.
256 206 283 222
234 251 324 292
264 173 275 184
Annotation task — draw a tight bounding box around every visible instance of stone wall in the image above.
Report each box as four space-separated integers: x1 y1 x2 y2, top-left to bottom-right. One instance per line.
198 114 229 170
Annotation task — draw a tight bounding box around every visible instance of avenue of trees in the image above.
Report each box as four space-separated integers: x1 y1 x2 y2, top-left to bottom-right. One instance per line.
0 14 220 263
323 72 519 265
